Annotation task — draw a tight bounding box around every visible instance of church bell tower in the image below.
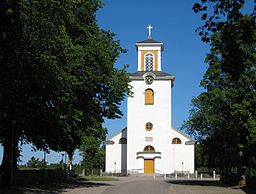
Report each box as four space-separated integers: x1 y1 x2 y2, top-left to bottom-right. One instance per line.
136 24 164 72
127 25 176 174
105 25 195 175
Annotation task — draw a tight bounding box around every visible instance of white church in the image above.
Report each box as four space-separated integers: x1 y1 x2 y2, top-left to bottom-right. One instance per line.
105 25 194 175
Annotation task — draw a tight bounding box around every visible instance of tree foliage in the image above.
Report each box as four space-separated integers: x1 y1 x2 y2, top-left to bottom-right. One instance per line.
183 0 256 175
0 0 129 185
26 156 46 169
79 127 106 173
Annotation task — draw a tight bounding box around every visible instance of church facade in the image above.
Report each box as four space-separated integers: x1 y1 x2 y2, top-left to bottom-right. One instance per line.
105 26 194 174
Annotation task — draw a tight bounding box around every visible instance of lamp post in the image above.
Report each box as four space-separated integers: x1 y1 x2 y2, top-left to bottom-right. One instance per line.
61 153 64 169
182 162 184 175
114 162 116 174
239 151 243 175
64 152 67 165
43 151 46 166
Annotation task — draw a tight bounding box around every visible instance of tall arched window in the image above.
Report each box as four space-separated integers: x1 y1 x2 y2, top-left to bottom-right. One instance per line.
145 53 154 71
145 89 154 105
144 145 155 152
172 138 182 144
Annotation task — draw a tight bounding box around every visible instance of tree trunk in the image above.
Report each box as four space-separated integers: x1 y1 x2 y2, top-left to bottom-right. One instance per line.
0 124 19 186
67 153 73 172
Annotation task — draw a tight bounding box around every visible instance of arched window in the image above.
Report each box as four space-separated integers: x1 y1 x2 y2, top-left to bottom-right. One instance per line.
145 53 154 71
119 137 127 144
145 89 154 105
144 145 155 152
172 138 181 144
145 122 153 131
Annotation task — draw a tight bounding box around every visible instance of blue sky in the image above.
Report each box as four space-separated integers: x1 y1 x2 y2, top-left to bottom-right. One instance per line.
1 0 210 165
100 0 209 138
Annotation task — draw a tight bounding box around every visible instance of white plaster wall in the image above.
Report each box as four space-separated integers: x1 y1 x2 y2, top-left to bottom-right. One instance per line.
154 158 161 174
170 128 195 173
137 46 161 51
127 79 173 174
105 130 127 173
171 145 194 173
107 84 195 174
138 158 144 174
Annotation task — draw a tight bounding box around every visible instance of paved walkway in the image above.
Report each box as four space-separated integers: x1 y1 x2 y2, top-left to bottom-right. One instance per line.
167 179 252 194
1 176 255 194
102 178 170 194
62 176 255 194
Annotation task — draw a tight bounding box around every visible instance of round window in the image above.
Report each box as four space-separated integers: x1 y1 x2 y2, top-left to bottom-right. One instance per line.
145 122 153 131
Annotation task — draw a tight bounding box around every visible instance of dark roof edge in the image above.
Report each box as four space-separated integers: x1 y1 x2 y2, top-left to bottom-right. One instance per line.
106 127 127 141
129 71 175 80
172 127 195 142
136 38 163 44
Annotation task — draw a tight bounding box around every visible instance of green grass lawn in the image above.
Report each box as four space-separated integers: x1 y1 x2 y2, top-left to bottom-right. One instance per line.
79 176 119 181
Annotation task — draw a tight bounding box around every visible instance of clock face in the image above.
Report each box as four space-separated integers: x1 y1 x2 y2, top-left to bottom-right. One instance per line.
145 76 154 85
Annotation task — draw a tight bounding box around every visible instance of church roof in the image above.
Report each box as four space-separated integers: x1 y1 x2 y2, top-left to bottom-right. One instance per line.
106 127 194 144
136 38 164 50
130 71 175 87
106 127 127 141
136 38 162 44
130 71 175 80
172 127 194 142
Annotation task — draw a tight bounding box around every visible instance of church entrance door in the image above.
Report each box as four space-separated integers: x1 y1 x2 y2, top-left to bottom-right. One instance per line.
144 159 154 174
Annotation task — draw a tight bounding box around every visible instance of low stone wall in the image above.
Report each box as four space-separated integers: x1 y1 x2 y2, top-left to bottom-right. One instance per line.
13 168 68 185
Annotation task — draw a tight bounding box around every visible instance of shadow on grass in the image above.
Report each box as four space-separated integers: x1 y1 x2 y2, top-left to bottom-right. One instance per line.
166 180 256 194
0 178 112 194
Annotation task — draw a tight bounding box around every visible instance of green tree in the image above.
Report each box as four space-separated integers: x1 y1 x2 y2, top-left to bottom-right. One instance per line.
0 0 129 185
183 0 256 179
27 156 46 169
194 143 206 169
79 126 106 174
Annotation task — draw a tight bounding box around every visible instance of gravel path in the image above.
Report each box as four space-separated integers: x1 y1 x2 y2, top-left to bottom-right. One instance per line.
61 176 255 194
61 176 133 194
168 180 251 194
102 179 170 194
1 176 255 194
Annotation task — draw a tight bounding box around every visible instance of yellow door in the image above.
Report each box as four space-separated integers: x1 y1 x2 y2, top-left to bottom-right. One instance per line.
144 159 154 174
